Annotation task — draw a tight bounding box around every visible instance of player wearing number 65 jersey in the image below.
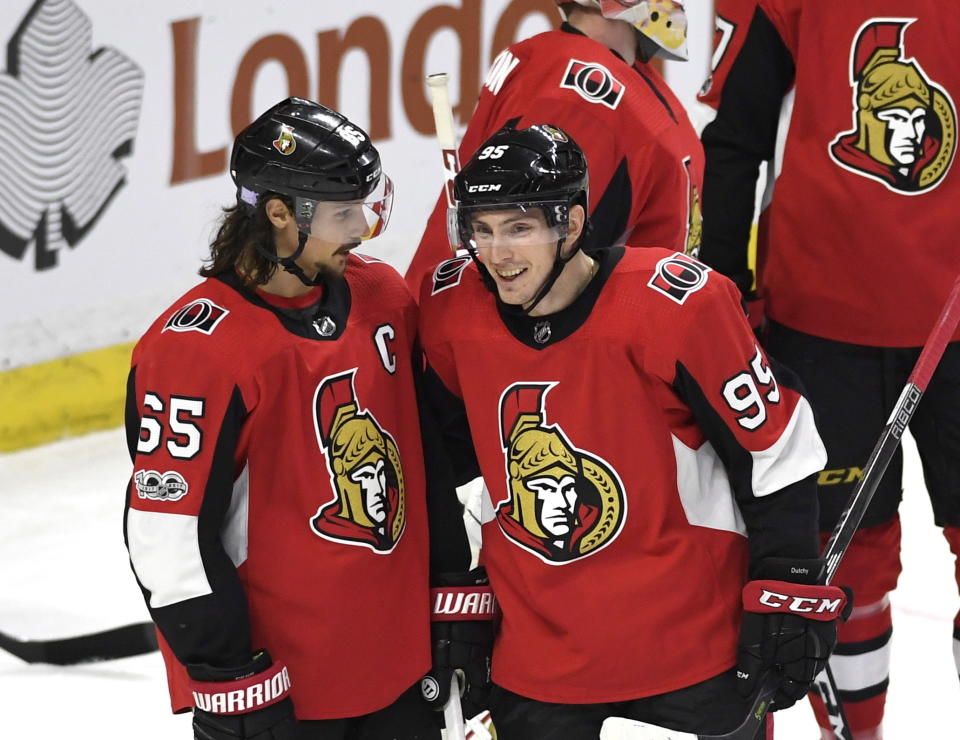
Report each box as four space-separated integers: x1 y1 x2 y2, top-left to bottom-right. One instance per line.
123 98 447 740
417 124 849 738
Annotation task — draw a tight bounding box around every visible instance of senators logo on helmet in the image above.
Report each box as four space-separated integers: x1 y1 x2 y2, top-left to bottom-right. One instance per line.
829 18 957 194
310 370 406 552
496 382 626 564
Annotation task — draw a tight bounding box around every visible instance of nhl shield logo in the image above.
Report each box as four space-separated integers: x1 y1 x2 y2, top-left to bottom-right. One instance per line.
829 19 957 194
496 382 626 564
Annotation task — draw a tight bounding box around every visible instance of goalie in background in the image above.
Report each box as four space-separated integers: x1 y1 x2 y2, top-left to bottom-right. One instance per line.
405 0 705 292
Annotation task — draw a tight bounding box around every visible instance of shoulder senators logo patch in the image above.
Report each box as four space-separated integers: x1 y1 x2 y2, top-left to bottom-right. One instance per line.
163 299 230 335
0 0 144 270
560 59 625 110
648 253 711 304
431 256 472 295
310 370 406 553
496 383 627 565
829 19 956 195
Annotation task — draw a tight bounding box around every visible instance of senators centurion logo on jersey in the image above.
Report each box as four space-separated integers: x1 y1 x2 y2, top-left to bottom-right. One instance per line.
496 383 626 564
829 19 957 194
560 59 625 110
163 299 229 334
310 370 406 553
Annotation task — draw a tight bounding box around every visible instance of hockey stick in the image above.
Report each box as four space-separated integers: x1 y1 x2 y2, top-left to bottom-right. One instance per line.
600 273 960 740
443 672 467 740
0 621 158 666
426 72 462 254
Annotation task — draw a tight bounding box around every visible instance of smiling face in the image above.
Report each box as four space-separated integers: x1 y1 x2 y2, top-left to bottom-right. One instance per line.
469 207 561 307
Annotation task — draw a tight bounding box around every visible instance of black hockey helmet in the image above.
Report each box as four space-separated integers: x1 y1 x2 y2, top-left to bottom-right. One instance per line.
452 123 590 314
230 97 393 242
451 123 588 250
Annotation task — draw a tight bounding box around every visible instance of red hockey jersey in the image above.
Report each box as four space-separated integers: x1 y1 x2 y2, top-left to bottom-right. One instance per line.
405 24 704 291
124 256 430 718
697 0 760 111
701 0 960 346
418 248 826 703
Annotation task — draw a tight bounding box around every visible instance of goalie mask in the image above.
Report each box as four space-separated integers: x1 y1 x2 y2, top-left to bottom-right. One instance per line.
231 97 394 284
556 0 688 61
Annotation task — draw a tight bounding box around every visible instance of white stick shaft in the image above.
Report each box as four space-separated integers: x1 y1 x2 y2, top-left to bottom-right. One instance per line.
427 73 457 149
426 72 462 215
442 673 467 740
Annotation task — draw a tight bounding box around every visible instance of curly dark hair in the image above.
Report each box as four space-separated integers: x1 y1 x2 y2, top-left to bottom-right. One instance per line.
199 193 292 287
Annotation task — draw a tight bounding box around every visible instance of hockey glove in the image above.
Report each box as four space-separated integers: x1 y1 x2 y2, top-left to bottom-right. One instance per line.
736 558 851 711
187 650 296 740
420 568 496 718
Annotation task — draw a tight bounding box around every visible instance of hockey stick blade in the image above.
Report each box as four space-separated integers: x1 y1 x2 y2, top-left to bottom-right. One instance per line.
0 621 158 666
600 674 777 740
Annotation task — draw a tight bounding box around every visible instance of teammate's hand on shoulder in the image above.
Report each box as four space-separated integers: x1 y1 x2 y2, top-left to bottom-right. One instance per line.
188 650 296 739
420 568 496 718
736 558 852 710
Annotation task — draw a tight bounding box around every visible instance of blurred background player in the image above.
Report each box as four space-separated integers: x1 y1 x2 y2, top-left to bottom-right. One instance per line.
404 0 704 291
698 2 960 737
123 98 442 740
417 123 848 739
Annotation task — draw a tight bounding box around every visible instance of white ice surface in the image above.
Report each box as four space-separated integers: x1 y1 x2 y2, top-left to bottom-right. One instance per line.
0 427 957 738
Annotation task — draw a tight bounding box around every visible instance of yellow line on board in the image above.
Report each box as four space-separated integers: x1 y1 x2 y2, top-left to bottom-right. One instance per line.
0 342 134 452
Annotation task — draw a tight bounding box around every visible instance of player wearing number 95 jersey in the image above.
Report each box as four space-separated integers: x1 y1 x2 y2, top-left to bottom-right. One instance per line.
417 124 849 738
123 98 448 740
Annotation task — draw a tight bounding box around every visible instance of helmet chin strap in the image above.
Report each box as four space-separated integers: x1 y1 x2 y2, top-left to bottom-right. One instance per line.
475 237 580 316
255 230 326 287
519 237 578 315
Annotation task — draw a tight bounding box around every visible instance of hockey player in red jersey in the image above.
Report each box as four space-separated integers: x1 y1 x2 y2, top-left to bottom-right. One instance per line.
404 0 704 292
696 0 759 116
417 123 849 738
699 2 960 737
123 98 445 739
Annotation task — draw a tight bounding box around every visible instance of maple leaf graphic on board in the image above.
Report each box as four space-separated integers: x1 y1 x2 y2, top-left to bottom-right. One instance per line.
0 0 144 270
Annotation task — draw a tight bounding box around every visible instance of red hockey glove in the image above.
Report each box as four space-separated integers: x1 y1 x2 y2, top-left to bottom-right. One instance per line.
420 568 497 718
187 650 296 740
737 558 851 711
